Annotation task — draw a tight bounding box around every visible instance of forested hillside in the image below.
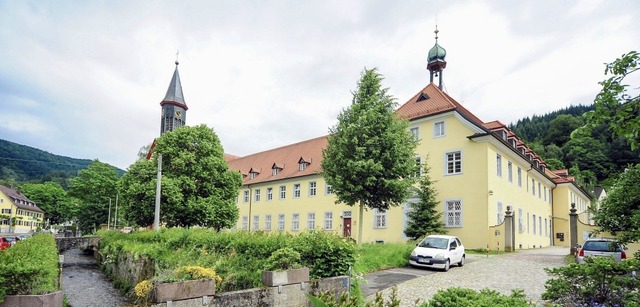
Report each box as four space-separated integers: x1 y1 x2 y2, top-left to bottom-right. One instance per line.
0 138 122 186
509 105 640 190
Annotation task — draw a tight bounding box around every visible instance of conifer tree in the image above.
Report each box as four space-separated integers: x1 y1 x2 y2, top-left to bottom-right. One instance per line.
322 68 418 244
404 161 445 240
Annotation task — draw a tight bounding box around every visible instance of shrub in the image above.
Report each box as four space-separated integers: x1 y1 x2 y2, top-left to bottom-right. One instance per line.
422 287 529 307
264 247 302 271
542 257 640 306
0 234 59 303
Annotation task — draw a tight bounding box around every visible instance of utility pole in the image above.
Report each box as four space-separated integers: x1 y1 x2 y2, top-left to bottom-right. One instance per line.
154 154 162 231
114 194 119 230
107 198 112 230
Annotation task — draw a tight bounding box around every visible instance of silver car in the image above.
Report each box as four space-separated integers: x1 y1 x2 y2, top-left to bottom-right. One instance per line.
576 238 626 264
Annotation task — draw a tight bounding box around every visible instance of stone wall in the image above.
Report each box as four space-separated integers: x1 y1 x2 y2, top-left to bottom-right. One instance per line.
149 276 350 307
55 236 101 253
98 250 155 290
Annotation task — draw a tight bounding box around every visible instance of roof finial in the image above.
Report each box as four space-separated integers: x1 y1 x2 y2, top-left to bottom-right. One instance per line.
434 24 439 42
175 50 180 65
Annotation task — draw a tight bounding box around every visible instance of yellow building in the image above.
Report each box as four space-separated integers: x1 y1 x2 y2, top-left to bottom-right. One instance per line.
222 34 592 250
0 185 45 234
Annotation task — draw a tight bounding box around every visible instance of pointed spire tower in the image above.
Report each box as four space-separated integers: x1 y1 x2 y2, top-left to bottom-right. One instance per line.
160 57 188 134
427 25 447 89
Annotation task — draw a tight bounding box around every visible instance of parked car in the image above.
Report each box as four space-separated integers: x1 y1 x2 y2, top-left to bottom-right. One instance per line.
0 237 10 250
409 235 465 271
4 236 17 246
576 238 626 264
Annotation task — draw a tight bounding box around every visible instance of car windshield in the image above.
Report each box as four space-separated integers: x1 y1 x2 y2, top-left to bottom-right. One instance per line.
4 237 15 242
418 237 448 249
583 240 621 252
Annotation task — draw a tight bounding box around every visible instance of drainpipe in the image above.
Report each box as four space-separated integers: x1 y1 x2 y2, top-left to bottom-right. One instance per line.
247 185 252 231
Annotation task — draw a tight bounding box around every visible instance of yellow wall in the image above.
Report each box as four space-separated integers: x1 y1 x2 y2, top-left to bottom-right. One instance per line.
233 111 590 250
0 191 44 234
552 183 591 247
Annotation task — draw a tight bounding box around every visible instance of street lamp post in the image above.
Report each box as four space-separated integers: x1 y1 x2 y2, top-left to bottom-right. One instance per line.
107 197 112 230
114 194 119 230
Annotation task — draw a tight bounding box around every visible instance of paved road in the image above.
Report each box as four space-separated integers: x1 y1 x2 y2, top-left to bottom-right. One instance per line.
362 257 479 297
365 246 570 306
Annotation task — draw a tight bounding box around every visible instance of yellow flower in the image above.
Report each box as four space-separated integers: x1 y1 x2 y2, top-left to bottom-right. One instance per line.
134 280 153 298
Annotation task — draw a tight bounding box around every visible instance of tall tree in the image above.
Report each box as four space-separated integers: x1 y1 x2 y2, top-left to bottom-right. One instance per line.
68 160 119 233
594 164 640 245
542 114 583 147
120 124 242 230
322 68 418 244
404 161 445 240
583 51 639 150
20 181 74 225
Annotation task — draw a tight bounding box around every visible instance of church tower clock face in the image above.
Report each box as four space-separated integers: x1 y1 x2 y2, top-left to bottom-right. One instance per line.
175 110 182 117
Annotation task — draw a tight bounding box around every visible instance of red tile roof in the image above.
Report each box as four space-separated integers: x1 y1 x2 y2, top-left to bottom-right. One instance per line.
227 136 328 185
0 185 44 213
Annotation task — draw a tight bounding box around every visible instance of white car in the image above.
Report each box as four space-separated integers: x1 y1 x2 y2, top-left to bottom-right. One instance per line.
576 238 626 264
409 235 465 271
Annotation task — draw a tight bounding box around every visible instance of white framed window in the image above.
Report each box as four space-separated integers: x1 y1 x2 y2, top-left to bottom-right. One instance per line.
445 151 462 175
507 161 513 183
307 213 316 229
272 167 281 176
255 189 261 202
250 172 258 180
544 218 548 236
324 212 333 230
497 202 504 224
444 200 463 227
325 184 333 195
533 214 537 235
531 179 536 196
278 214 285 230
538 183 541 198
527 212 530 233
292 213 300 231
243 190 249 203
293 184 301 198
518 208 524 233
373 209 387 229
415 156 422 177
279 186 286 199
242 216 248 230
434 121 445 137
265 215 272 231
539 216 542 236
410 127 419 141
544 187 547 202
299 162 308 171
309 182 317 196
267 188 273 201
518 167 522 187
496 154 502 177
253 215 260 231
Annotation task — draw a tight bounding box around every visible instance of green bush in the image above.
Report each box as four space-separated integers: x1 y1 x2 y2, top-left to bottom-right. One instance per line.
542 257 640 306
0 234 59 303
421 287 529 307
264 247 302 271
97 228 357 292
353 242 413 274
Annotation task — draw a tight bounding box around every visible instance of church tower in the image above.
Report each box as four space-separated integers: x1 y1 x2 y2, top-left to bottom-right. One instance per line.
160 60 188 134
427 26 447 89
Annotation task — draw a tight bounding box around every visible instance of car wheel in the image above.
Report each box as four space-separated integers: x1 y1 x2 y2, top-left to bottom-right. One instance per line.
443 259 450 272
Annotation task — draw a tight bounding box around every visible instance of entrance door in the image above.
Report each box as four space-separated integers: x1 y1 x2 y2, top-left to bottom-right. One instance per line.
343 218 352 238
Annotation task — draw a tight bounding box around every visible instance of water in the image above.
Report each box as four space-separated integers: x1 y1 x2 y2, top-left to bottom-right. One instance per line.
62 249 130 307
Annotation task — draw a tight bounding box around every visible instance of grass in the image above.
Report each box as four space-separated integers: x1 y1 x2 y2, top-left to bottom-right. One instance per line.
353 242 414 274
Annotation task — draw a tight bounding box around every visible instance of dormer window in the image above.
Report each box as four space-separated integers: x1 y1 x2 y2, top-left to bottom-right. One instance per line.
298 158 310 171
272 163 283 176
249 168 260 180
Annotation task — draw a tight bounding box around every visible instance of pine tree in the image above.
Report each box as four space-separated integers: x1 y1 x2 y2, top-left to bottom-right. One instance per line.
404 161 445 240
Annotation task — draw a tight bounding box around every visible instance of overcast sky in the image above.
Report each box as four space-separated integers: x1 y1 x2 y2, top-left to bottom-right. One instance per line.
0 1 638 170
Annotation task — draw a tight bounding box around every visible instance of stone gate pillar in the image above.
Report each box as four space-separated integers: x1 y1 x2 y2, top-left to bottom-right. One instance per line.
570 203 578 255
504 206 514 252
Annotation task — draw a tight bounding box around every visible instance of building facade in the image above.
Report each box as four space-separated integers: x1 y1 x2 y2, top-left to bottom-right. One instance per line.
154 34 591 250
0 185 45 234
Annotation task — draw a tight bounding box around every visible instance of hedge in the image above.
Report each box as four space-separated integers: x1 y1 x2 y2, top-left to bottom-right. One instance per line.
0 234 59 303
